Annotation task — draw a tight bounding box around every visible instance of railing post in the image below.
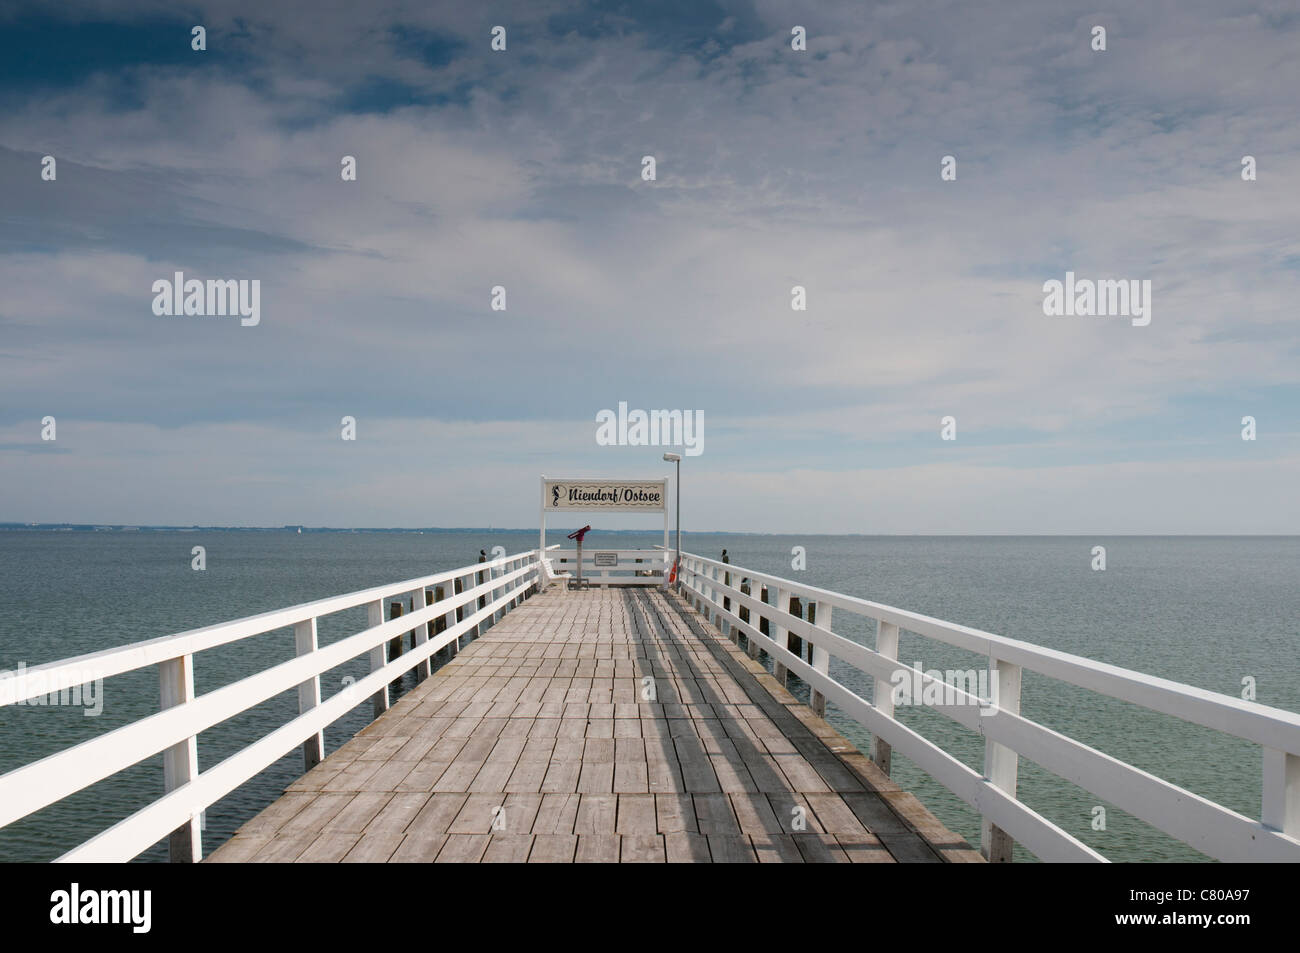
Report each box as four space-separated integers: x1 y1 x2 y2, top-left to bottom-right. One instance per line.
493 560 504 619
440 584 459 657
476 553 487 634
703 564 716 623
809 602 830 717
872 620 900 774
981 655 1023 862
469 568 480 638
788 596 804 659
388 601 406 692
713 565 725 625
721 552 731 616
158 654 201 862
711 565 722 624
367 599 389 719
731 578 746 645
773 587 790 686
783 595 805 688
293 618 325 770
1262 748 1300 839
413 590 431 680
749 586 766 659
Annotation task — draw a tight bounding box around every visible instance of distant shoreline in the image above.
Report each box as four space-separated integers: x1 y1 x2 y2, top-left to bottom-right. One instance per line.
0 525 1295 538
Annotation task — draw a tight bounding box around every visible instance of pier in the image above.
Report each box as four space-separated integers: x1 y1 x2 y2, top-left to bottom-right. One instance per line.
206 587 973 863
2 540 1299 863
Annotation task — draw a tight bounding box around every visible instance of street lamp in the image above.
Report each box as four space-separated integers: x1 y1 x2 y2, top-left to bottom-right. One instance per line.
663 452 681 588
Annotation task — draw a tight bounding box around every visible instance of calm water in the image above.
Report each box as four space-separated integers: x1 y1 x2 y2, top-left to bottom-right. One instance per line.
0 531 1296 862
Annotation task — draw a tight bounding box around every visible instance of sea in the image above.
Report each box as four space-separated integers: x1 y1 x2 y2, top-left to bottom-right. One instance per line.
0 530 1296 863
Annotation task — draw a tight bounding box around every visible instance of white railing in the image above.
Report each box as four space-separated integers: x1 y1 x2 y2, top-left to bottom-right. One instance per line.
0 549 546 862
546 548 668 586
678 552 1300 863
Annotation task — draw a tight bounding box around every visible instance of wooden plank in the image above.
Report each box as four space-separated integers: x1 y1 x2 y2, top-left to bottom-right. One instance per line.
692 794 741 835
435 834 490 862
612 761 649 793
249 830 317 862
236 791 314 835
805 792 870 834
406 793 469 836
389 831 447 862
395 761 449 792
729 793 785 835
615 794 657 834
324 792 392 833
835 831 895 863
656 794 697 833
205 834 269 862
575 834 620 862
574 794 617 834
279 793 352 833
342 831 403 862
528 834 577 862
706 834 756 863
365 792 430 833
750 833 804 863
665 831 710 863
792 833 850 863
576 761 614 794
532 793 581 834
211 587 975 864
449 793 507 834
621 834 665 863
482 835 534 863
540 760 581 794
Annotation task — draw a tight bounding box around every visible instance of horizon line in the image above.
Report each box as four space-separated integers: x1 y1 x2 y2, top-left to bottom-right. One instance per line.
2 523 1298 538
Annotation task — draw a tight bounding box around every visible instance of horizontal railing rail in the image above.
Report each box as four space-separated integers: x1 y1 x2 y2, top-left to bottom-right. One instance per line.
678 551 1300 863
0 549 545 862
547 548 668 586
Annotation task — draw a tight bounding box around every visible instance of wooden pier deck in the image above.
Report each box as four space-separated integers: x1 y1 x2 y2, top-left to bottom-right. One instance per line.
207 587 980 863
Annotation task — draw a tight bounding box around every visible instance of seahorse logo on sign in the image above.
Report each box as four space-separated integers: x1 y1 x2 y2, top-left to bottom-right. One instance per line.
552 485 561 507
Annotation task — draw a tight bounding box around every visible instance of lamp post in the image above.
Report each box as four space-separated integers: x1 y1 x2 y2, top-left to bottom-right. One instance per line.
663 452 681 588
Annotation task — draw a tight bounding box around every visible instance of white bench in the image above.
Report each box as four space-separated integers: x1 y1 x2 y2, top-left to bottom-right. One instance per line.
539 558 571 590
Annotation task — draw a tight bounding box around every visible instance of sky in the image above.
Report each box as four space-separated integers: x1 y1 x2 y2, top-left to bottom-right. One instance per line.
1 0 1298 533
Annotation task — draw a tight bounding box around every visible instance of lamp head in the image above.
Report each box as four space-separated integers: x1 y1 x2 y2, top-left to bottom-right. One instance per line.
663 452 682 462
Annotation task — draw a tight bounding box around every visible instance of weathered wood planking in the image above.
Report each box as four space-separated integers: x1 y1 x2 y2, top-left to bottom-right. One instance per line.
208 587 980 863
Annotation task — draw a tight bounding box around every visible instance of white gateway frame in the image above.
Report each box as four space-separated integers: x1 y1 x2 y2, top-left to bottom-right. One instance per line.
539 476 670 587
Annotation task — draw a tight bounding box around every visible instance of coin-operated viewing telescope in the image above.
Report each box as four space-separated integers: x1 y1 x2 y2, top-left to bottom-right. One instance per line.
566 525 593 590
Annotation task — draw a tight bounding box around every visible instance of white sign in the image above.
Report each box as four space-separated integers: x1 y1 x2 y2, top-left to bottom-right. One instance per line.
544 479 666 512
594 552 618 567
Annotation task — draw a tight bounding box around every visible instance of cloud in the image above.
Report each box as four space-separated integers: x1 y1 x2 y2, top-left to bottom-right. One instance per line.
1 1 1297 529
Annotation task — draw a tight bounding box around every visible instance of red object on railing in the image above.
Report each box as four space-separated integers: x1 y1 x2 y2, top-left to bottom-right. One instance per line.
567 525 592 543
668 559 678 584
